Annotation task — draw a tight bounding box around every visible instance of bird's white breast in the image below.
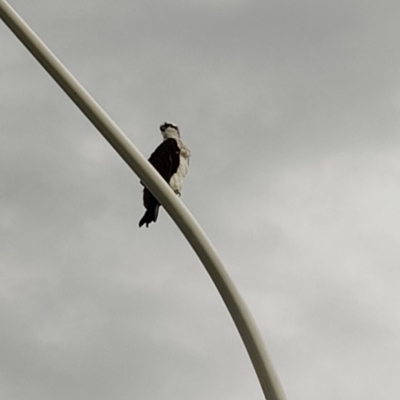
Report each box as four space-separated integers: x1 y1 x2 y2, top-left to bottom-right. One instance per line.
169 145 190 194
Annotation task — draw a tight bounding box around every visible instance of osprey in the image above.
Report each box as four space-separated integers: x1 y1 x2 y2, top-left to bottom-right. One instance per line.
139 122 191 228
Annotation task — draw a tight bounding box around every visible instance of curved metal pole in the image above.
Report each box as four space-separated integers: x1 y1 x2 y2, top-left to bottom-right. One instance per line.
0 2 286 399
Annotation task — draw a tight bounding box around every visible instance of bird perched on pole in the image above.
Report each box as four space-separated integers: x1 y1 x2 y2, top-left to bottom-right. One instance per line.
139 122 191 228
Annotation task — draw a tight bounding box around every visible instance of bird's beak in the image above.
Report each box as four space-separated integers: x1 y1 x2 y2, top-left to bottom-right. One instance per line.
160 124 166 132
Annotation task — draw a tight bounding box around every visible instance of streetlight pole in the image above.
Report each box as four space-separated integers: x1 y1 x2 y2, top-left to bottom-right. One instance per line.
0 2 286 399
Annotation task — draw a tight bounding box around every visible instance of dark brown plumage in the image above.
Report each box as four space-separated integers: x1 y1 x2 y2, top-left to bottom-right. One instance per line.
139 138 180 228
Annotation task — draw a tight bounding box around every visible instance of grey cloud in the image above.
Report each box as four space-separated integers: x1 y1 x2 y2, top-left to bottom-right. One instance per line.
1 0 400 399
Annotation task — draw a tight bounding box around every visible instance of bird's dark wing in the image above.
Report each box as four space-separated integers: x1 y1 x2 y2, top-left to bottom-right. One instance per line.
148 138 180 182
138 138 180 228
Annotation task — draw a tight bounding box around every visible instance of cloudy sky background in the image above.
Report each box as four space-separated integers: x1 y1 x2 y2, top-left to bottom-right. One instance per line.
1 0 400 399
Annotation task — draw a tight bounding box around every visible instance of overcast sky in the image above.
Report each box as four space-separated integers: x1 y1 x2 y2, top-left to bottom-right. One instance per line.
1 0 400 399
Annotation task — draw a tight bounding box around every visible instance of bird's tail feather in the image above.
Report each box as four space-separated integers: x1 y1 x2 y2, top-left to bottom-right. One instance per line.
139 204 160 228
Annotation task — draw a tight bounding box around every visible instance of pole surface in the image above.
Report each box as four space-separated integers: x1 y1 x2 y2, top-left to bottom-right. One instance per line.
0 1 287 399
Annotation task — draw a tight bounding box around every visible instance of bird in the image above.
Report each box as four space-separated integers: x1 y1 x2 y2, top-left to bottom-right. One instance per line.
139 122 191 228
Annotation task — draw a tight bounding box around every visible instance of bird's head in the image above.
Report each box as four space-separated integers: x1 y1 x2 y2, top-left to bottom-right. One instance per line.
160 122 180 140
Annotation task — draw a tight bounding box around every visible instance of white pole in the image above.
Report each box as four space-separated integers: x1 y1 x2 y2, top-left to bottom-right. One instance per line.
0 2 287 399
